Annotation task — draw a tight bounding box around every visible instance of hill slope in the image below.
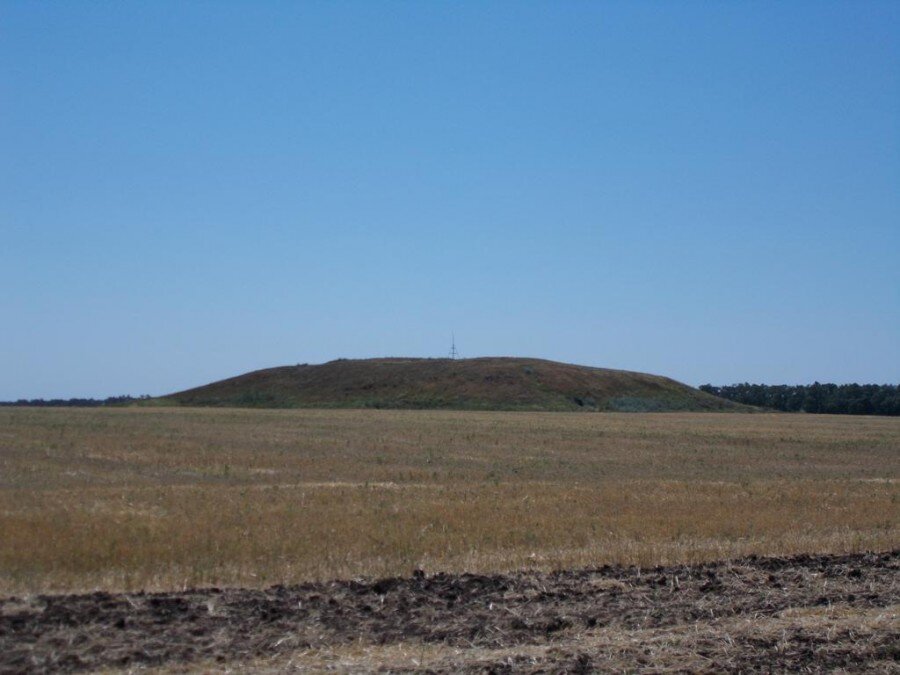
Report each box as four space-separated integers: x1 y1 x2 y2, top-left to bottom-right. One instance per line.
161 358 746 412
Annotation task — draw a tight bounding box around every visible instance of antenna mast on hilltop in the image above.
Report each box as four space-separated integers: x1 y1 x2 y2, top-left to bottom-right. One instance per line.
449 332 459 360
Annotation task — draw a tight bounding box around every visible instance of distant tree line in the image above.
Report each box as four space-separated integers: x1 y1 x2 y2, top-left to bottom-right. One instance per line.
0 395 150 407
699 383 900 416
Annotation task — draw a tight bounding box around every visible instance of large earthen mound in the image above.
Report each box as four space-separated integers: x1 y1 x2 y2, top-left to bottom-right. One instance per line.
161 357 746 412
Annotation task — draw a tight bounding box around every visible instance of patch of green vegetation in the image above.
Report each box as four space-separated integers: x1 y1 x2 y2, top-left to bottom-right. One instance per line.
605 396 669 412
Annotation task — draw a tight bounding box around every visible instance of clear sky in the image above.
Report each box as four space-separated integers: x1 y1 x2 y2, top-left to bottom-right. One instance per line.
2 1 898 399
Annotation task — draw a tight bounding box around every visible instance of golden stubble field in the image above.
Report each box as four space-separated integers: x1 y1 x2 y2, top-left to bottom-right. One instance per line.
0 407 897 595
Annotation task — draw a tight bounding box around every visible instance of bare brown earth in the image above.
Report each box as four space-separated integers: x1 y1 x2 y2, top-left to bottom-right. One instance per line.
2 551 897 673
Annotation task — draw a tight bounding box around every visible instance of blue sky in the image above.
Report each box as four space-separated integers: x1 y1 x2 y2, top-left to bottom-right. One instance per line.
2 1 898 398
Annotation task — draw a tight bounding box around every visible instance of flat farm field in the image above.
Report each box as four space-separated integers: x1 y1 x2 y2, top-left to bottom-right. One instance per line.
2 408 899 672
1 407 897 596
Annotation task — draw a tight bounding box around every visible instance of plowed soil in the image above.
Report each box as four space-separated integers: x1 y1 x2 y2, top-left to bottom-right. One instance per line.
2 552 897 673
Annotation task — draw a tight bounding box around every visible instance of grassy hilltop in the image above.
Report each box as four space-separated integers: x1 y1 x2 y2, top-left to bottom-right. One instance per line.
160 357 746 412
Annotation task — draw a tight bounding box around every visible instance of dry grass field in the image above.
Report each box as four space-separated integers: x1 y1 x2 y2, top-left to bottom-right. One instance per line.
1 407 897 597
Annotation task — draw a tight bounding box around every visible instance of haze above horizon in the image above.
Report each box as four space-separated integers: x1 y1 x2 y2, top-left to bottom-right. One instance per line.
2 2 898 399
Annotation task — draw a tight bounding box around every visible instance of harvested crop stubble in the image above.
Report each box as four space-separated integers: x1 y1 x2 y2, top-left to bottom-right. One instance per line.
0 408 897 595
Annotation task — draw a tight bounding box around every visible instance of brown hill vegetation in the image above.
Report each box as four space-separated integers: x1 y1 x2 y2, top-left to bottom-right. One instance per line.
161 357 745 412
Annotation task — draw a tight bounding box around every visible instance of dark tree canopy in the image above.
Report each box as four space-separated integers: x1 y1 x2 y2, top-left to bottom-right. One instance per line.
0 395 150 407
700 383 900 416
